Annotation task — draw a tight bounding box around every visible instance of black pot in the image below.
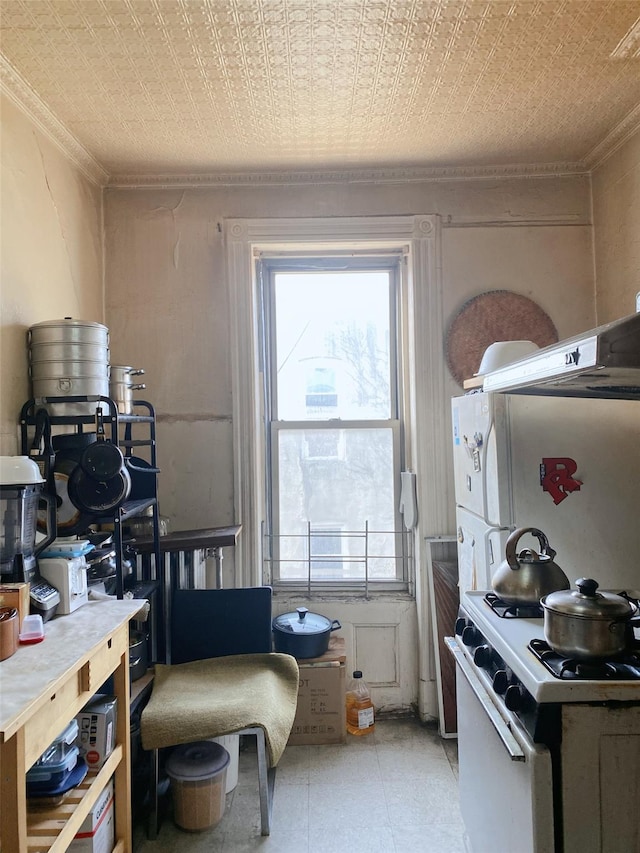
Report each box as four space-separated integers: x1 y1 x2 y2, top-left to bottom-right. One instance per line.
125 456 160 501
52 432 97 458
272 607 341 659
68 463 131 514
129 629 148 681
39 457 93 536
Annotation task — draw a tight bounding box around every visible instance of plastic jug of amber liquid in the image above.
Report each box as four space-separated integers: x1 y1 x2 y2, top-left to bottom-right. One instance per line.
346 670 375 736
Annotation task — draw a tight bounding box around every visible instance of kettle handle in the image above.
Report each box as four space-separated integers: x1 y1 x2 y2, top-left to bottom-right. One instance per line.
505 527 556 570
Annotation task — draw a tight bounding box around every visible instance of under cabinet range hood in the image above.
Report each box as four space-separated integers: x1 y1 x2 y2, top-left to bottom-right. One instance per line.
482 312 640 399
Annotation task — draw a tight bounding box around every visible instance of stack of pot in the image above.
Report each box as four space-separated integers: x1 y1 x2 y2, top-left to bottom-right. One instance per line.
109 366 146 415
28 319 110 416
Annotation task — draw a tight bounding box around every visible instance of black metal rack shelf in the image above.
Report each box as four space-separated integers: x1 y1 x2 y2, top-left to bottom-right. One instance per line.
106 497 157 523
19 394 162 601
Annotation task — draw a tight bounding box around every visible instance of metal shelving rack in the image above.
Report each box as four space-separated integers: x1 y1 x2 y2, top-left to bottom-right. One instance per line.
19 393 162 605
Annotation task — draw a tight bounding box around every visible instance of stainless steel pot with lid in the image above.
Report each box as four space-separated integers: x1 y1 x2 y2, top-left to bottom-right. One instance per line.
109 366 145 415
541 578 639 660
28 318 110 416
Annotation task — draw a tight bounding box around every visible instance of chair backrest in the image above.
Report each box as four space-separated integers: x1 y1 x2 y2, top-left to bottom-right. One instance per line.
169 586 273 664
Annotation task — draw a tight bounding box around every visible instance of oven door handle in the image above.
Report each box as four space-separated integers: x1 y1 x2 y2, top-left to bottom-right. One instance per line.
445 637 526 762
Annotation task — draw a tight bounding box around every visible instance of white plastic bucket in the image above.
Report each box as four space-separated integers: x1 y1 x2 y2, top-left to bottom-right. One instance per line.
209 734 239 793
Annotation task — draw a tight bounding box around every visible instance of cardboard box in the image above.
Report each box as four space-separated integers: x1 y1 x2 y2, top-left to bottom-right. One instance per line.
76 695 117 769
68 780 114 853
288 638 346 745
0 582 30 630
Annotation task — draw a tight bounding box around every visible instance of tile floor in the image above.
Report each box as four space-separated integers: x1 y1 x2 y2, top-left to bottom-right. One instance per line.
133 716 465 853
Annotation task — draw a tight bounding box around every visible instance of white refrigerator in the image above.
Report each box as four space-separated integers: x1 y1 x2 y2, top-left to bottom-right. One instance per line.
451 391 640 594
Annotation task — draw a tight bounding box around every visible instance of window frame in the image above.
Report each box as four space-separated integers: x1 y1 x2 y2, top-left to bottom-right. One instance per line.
262 255 408 593
225 215 446 602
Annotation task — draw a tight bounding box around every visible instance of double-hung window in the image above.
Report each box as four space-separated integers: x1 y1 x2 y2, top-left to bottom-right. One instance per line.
261 254 408 592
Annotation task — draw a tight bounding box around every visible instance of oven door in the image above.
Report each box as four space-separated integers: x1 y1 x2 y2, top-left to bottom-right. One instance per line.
446 638 555 853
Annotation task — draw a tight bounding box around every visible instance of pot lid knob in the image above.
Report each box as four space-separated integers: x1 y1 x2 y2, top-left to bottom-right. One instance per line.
575 578 599 598
296 607 308 621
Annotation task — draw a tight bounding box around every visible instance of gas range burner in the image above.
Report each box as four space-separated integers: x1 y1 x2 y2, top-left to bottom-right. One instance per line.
484 592 544 619
529 638 640 680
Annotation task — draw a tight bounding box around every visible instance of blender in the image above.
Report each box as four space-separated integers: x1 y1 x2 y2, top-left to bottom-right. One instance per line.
0 456 60 619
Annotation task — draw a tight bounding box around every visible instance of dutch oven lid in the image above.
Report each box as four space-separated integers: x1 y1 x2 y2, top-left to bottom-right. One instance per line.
273 607 331 634
166 741 230 781
542 578 635 620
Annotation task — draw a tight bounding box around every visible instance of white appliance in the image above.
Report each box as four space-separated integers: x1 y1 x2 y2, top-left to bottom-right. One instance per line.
451 391 640 594
447 591 640 853
38 556 88 614
482 311 640 399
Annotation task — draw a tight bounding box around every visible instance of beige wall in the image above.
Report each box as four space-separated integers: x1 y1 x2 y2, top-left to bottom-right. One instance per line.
0 95 103 455
6 88 634 540
592 127 640 324
104 176 596 532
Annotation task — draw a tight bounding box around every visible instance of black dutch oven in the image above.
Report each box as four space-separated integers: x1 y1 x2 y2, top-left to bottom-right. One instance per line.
272 607 341 659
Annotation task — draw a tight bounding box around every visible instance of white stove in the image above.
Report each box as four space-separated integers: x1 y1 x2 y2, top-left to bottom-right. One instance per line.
460 590 640 705
447 589 640 853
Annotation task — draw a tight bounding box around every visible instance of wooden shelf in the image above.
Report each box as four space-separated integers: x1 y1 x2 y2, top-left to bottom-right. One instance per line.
26 746 121 853
130 670 154 708
0 600 141 853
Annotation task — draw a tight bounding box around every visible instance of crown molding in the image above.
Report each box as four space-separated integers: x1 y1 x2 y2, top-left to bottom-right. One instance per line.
5 45 634 189
0 55 108 187
584 102 640 171
107 160 589 189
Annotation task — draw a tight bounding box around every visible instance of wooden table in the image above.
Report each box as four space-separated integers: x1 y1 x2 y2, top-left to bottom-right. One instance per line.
0 599 144 853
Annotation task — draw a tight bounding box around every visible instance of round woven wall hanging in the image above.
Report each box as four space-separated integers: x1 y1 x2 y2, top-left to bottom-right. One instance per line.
446 290 558 387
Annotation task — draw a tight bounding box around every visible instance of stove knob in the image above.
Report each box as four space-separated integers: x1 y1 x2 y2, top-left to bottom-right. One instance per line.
504 684 524 712
492 670 509 695
461 625 479 647
473 645 492 668
454 617 468 636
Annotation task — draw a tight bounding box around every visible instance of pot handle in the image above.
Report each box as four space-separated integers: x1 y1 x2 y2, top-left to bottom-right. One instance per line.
330 620 341 632
125 457 161 475
505 526 556 570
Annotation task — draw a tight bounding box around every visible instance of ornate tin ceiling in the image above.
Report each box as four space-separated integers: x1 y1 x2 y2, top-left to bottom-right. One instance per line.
1 0 639 183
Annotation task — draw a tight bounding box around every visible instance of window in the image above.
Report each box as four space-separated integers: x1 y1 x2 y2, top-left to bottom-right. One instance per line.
226 214 443 597
261 256 407 590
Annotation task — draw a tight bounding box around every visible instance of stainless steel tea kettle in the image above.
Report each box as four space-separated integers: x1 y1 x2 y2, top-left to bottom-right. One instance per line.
491 526 570 606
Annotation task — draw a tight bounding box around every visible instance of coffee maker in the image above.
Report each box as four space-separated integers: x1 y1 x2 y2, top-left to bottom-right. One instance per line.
0 456 60 618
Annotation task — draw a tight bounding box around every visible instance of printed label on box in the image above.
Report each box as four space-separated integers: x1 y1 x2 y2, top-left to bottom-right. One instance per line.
69 780 114 853
76 695 117 769
288 661 346 745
